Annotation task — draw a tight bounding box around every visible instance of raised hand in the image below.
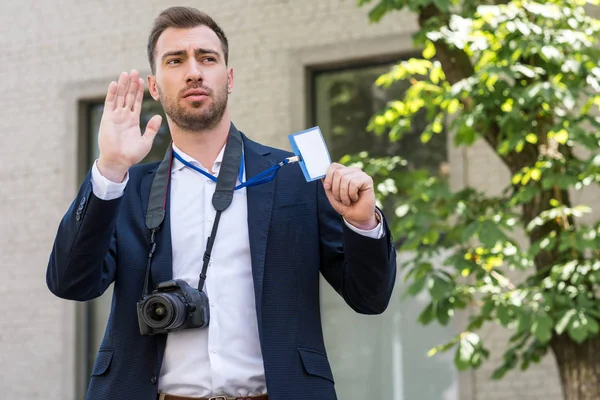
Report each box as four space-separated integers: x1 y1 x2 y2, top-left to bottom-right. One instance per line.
97 70 162 182
322 163 378 230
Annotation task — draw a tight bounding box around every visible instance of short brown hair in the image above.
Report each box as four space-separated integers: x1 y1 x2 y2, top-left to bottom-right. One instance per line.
147 7 229 74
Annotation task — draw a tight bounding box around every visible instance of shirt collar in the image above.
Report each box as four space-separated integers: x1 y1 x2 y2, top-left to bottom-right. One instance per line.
171 143 226 176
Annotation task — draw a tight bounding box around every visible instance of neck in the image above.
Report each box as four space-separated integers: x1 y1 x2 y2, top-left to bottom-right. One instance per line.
170 113 231 173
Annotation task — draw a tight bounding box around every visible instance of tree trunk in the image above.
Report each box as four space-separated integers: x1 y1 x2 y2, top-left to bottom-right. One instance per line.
551 334 600 400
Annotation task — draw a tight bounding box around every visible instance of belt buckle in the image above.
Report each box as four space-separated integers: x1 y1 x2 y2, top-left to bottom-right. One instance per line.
208 397 228 400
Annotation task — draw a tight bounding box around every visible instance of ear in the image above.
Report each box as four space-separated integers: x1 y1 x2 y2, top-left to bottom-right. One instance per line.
227 67 234 94
147 75 160 100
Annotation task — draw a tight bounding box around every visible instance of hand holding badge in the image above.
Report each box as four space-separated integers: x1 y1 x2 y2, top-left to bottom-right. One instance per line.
289 127 379 230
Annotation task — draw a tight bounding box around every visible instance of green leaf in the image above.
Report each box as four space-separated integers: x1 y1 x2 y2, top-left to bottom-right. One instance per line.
423 41 436 59
455 337 475 370
418 302 436 325
589 317 600 335
554 129 569 144
406 275 428 296
462 221 479 242
497 305 512 326
568 312 590 344
432 0 450 12
478 220 506 247
531 313 553 344
367 1 390 22
516 311 533 335
525 133 538 144
556 310 576 335
429 275 453 300
454 333 483 371
437 301 452 325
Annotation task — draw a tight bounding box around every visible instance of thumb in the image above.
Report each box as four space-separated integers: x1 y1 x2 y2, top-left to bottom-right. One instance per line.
143 115 162 142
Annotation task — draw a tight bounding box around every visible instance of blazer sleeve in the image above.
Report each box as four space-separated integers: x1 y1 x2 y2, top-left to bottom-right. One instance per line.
317 180 397 315
46 171 121 301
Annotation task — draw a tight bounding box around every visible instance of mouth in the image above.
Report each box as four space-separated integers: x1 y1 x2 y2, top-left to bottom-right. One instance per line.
182 89 210 102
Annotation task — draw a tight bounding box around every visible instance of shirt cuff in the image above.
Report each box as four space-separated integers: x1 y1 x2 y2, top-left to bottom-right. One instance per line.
91 159 129 200
343 209 385 239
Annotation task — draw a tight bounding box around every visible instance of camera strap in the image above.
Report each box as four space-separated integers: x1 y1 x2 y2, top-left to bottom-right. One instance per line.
142 123 301 297
143 124 241 296
198 125 243 291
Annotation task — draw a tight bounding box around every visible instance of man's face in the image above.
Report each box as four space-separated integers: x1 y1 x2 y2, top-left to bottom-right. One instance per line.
148 25 233 132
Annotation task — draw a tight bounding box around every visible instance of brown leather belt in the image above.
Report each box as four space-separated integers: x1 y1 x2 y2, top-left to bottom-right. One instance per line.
157 394 268 400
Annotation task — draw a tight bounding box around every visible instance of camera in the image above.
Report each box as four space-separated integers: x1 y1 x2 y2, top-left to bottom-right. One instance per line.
136 279 210 336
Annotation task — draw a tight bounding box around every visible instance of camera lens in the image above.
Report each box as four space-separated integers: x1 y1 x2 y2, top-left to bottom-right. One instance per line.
142 293 186 330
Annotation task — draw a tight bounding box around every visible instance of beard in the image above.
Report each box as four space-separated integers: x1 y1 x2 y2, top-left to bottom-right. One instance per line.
158 82 228 132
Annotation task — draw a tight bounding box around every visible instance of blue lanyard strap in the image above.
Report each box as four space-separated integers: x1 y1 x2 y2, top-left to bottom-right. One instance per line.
173 150 299 190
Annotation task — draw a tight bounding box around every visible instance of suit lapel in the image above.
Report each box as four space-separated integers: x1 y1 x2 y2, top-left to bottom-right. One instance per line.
242 134 276 329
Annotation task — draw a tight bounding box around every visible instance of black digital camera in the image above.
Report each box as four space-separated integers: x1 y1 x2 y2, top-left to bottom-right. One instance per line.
136 279 210 336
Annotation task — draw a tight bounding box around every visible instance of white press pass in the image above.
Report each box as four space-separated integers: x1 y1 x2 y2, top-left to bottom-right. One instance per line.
288 126 332 182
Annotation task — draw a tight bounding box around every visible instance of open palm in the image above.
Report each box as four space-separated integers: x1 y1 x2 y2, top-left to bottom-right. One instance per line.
97 70 162 181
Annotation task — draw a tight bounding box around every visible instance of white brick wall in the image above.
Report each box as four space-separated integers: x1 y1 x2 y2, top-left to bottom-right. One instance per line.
0 0 577 399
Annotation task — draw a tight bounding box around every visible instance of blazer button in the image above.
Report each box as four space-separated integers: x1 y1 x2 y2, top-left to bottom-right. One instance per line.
80 196 87 206
150 375 157 385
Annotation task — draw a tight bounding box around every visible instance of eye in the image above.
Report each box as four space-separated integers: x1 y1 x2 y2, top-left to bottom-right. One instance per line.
203 57 217 63
166 59 181 65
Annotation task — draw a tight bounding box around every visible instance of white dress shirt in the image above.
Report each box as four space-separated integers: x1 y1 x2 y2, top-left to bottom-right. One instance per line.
91 143 383 397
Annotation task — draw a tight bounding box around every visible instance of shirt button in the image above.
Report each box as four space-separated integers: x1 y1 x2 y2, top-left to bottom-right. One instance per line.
207 215 214 222
211 348 217 354
150 375 157 385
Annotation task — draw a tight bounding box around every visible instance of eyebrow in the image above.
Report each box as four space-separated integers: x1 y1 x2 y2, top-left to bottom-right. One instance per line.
161 48 220 62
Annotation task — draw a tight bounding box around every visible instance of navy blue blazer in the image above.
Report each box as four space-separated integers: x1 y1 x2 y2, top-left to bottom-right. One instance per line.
47 131 397 400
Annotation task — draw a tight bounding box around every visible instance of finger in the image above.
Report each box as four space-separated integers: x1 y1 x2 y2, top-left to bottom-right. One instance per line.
115 72 129 108
104 81 118 111
323 163 344 191
143 115 163 142
340 172 363 206
124 70 139 110
133 78 145 112
349 173 372 203
348 174 362 203
331 167 356 203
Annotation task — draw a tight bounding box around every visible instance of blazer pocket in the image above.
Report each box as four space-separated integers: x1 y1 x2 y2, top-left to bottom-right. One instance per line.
298 347 335 383
91 349 113 376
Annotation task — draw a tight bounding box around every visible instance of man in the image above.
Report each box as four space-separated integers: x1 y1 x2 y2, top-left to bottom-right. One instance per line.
46 6 397 400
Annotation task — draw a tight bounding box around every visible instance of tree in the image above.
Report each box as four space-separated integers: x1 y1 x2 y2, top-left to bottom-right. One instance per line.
355 0 600 398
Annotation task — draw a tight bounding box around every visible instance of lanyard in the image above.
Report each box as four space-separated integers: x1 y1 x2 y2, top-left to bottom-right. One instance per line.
173 149 299 190
173 150 245 187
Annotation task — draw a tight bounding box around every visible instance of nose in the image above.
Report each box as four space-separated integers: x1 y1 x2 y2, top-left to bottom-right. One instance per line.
184 60 204 83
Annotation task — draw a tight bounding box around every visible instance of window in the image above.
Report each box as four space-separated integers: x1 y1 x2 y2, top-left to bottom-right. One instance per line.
313 59 448 178
312 58 458 400
82 97 171 384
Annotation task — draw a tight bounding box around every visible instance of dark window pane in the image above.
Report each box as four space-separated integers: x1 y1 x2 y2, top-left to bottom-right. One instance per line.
313 62 447 176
